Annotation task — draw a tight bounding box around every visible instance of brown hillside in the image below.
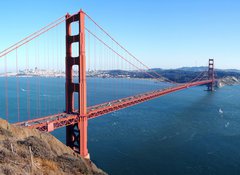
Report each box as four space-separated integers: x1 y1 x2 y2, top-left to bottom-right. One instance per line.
0 119 107 175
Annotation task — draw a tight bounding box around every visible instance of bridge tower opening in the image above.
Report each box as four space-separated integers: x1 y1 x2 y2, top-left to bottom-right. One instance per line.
207 59 215 91
65 10 89 159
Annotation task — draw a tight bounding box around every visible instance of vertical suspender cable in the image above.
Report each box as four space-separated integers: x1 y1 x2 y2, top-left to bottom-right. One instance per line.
87 29 90 107
94 34 96 105
35 40 38 118
44 33 47 116
26 44 31 119
38 40 41 117
4 56 8 121
16 49 20 121
47 32 50 114
52 30 56 113
56 25 60 113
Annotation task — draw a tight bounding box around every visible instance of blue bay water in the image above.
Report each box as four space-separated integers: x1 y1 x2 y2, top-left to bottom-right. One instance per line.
1 77 240 175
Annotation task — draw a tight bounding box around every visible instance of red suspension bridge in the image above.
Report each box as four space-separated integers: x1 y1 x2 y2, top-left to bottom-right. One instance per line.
0 10 215 159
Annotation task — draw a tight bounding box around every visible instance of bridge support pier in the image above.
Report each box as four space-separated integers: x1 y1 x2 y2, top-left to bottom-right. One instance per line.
207 59 214 91
66 116 89 159
79 116 89 158
65 10 89 159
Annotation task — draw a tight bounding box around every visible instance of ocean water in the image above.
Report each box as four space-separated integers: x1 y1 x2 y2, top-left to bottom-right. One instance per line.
1 77 240 175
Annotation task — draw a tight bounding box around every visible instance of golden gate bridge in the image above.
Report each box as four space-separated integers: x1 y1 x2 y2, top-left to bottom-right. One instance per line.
0 10 215 159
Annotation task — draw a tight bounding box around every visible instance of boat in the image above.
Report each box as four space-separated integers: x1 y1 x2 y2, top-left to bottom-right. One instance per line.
219 108 223 114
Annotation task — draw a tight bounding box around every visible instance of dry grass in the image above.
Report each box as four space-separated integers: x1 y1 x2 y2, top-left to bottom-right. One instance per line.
39 158 58 171
0 118 107 175
34 157 61 174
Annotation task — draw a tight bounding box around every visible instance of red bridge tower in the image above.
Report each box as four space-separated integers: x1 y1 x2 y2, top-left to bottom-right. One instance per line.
65 10 89 159
208 59 215 91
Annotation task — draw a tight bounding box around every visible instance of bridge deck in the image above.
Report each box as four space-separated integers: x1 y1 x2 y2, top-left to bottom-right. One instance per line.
14 80 212 132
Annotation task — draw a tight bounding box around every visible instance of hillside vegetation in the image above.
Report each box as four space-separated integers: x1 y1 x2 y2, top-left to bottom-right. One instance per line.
0 119 107 175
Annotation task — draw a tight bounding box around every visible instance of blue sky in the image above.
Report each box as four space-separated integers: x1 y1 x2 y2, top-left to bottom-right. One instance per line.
1 0 240 69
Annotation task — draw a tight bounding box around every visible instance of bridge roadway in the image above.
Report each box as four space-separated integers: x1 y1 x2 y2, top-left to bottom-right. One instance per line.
14 80 213 132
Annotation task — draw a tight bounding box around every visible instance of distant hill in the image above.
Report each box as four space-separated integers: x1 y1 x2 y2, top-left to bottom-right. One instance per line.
175 66 208 72
218 69 240 73
103 67 240 83
151 67 240 73
149 67 240 82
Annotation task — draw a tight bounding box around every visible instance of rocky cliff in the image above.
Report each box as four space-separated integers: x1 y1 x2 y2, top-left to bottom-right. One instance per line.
0 119 107 175
216 76 240 88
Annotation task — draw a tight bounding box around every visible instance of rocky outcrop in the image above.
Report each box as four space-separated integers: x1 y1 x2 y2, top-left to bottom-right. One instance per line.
217 76 240 88
0 119 107 175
